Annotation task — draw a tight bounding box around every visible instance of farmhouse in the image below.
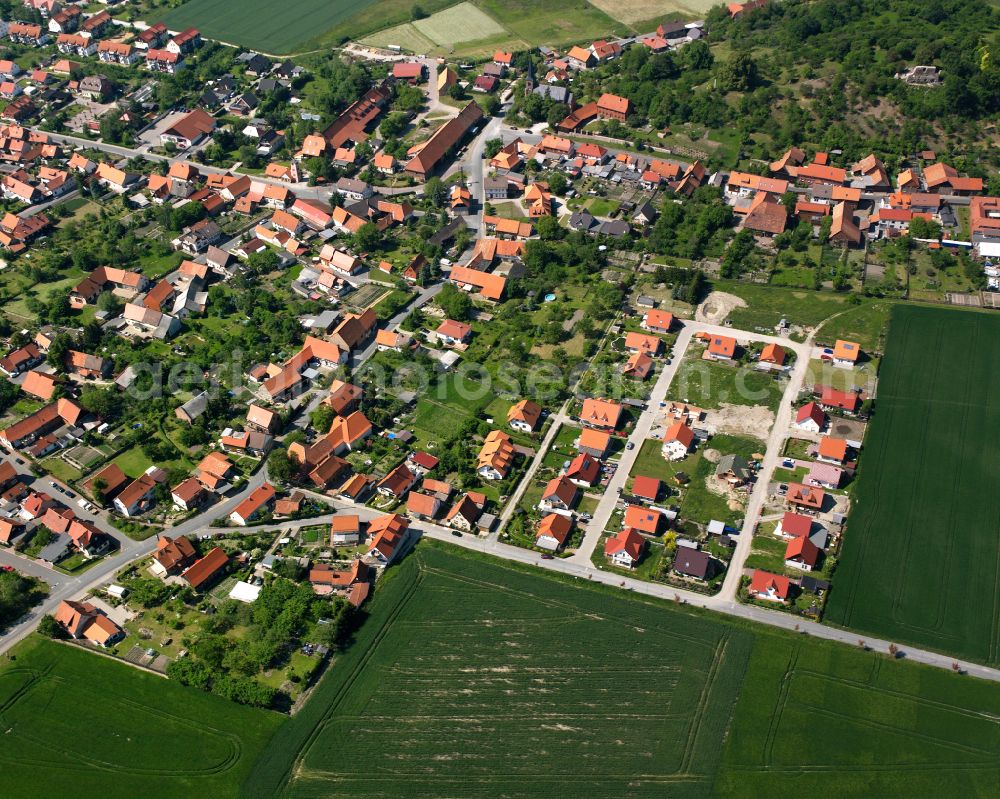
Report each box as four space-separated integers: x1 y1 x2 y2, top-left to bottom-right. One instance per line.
405 101 484 178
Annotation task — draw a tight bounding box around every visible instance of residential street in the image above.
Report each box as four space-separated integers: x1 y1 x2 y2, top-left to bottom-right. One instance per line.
495 398 570 530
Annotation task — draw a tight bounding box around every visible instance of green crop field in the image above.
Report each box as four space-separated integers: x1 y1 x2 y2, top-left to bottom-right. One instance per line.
826 304 1000 667
242 541 1000 798
0 637 281 799
245 543 753 798
7 544 1000 797
717 627 1000 798
160 0 460 52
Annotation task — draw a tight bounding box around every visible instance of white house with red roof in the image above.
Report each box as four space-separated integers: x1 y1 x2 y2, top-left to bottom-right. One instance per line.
749 570 791 602
604 528 645 568
662 421 695 461
795 402 826 433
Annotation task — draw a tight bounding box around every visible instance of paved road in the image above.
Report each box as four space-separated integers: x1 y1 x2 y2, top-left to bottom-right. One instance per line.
495 400 570 530
32 129 333 201
567 324 696 564
466 115 502 232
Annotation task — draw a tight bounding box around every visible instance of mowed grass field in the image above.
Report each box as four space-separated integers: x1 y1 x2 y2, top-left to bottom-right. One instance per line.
587 0 718 26
243 541 1000 798
0 636 281 799
826 305 1000 667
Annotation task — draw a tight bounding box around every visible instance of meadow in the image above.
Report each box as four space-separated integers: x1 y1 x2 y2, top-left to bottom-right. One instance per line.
826 304 1000 667
0 636 281 799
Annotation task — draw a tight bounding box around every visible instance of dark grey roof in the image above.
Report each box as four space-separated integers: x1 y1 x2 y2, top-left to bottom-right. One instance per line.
716 454 752 480
533 84 572 105
597 219 630 237
673 548 712 579
569 210 596 230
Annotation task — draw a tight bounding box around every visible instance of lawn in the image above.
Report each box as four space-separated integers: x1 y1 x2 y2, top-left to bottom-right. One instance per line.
716 280 855 334
814 298 896 352
240 541 1000 798
112 444 154 478
826 304 1000 667
671 349 785 412
0 636 281 799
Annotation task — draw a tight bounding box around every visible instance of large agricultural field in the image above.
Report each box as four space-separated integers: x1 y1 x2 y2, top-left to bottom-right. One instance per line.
826 304 1000 668
158 0 455 53
0 636 281 799
242 541 1000 798
363 0 626 57
157 0 700 54
5 544 1000 797
246 542 754 798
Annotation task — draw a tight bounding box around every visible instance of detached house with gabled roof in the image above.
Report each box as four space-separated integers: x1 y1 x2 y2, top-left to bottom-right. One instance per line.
150 534 197 577
795 402 826 433
477 430 516 480
446 493 483 531
377 463 417 500
181 546 229 591
604 527 645 568
229 482 276 525
536 512 572 551
832 339 861 368
662 421 695 461
113 474 158 517
580 398 622 431
508 399 543 433
539 475 579 513
366 512 410 564
749 569 791 602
